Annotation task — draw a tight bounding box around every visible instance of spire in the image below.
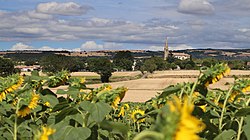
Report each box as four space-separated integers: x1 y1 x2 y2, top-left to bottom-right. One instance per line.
164 37 169 60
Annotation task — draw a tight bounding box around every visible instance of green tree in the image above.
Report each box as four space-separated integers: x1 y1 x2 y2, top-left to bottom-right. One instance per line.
141 59 157 73
0 57 15 77
40 55 79 73
113 51 134 71
87 57 115 83
24 60 37 66
151 56 168 70
114 59 133 71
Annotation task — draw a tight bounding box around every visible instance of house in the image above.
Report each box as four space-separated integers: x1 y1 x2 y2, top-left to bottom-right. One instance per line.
15 65 41 72
172 52 190 60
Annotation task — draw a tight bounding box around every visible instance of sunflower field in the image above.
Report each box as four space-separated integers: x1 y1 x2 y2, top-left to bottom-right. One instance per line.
1 63 250 140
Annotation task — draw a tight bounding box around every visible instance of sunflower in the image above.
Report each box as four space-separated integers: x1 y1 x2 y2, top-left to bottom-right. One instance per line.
111 96 121 109
118 103 130 117
168 96 205 140
28 93 40 109
131 109 145 123
17 107 31 117
204 64 230 87
0 76 24 102
17 93 40 117
229 84 250 102
80 78 85 84
44 102 50 107
39 126 56 140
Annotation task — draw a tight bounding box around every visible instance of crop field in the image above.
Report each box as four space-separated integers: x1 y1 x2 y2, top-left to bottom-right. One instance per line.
2 66 250 140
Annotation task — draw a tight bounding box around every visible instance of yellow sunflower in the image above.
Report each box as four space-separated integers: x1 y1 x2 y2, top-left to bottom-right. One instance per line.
0 76 24 102
118 104 130 117
229 85 250 102
28 93 40 109
80 78 85 84
204 64 230 87
44 102 50 107
168 96 205 140
17 107 31 117
111 96 121 109
39 126 56 140
131 109 145 123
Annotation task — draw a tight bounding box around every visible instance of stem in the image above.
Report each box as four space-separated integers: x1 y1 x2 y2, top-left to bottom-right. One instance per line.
189 73 202 101
237 98 250 140
219 86 233 131
236 117 244 140
14 98 21 140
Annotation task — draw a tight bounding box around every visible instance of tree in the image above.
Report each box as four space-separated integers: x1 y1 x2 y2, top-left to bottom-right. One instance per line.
113 51 134 71
40 55 80 73
0 57 15 77
141 59 157 73
87 57 115 83
150 57 168 70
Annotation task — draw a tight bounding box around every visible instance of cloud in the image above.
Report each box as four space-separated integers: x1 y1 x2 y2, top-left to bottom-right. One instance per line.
11 42 33 50
80 41 123 51
170 44 194 50
27 10 53 19
36 2 93 16
178 0 214 15
148 44 193 51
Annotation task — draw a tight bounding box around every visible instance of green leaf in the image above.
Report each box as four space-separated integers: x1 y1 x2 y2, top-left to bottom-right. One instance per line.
41 94 59 107
80 101 111 123
235 107 250 117
55 106 78 123
55 125 91 140
100 121 129 139
243 115 250 140
210 110 220 118
214 129 236 140
159 85 182 98
56 89 67 95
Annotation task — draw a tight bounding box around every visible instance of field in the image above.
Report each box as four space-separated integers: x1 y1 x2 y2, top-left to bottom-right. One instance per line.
2 65 250 139
50 70 250 102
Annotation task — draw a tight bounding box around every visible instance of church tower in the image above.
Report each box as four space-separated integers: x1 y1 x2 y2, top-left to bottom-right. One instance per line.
164 37 169 60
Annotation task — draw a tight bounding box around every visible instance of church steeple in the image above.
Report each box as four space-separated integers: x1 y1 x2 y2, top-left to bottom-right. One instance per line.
164 37 169 60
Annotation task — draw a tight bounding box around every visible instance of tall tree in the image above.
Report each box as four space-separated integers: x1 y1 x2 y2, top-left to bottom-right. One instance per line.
0 57 15 77
87 57 115 83
113 51 134 71
40 54 79 73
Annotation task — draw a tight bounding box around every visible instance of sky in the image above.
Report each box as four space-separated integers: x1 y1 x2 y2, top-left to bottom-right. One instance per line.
0 0 250 51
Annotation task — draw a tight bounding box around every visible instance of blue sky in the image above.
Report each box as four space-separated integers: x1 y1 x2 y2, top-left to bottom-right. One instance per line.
0 0 250 51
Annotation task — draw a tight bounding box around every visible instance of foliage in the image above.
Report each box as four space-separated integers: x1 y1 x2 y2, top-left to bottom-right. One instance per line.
0 57 16 77
40 54 85 73
113 51 134 71
1 63 250 140
141 58 157 73
87 57 115 83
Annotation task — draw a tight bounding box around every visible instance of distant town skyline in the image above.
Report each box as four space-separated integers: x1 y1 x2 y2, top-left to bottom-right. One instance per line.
0 0 250 51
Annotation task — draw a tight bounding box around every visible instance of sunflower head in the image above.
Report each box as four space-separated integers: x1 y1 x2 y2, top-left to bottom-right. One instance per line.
111 96 121 109
28 93 40 109
39 126 56 140
131 109 145 123
17 106 31 118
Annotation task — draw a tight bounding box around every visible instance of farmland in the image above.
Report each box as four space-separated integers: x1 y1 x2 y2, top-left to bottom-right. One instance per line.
1 64 250 139
50 70 250 102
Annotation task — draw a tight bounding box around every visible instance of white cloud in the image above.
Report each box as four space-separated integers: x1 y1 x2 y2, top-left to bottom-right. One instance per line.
11 42 33 50
80 41 122 51
170 44 194 50
27 10 53 19
36 2 92 16
148 45 163 51
178 0 214 15
148 44 193 51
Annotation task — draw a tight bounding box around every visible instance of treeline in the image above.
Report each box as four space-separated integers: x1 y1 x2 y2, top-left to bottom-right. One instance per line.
1 51 250 82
